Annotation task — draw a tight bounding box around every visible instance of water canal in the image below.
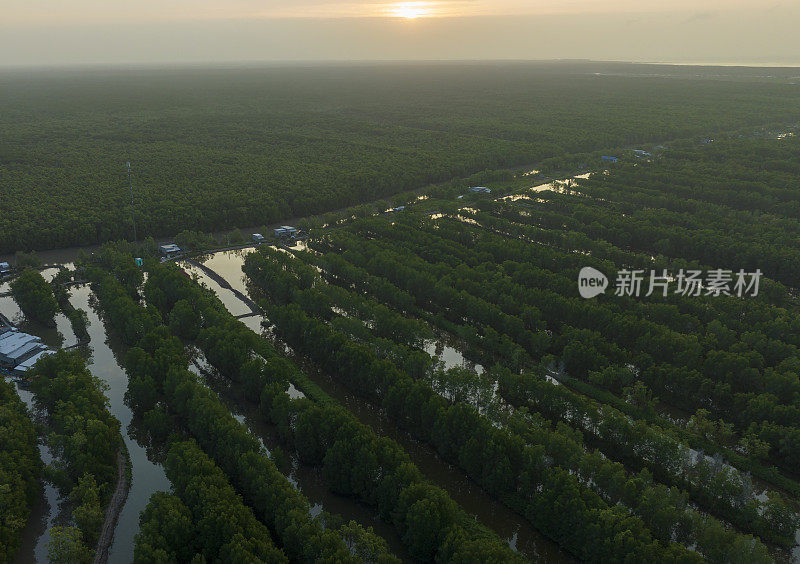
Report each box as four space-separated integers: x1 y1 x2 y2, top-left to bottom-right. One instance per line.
188 248 573 563
1 279 170 564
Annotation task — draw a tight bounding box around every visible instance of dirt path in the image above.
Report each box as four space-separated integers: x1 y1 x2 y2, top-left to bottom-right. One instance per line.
93 448 129 564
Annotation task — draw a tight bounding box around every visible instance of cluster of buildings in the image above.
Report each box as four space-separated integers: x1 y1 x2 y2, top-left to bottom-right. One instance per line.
157 224 303 257
0 327 53 375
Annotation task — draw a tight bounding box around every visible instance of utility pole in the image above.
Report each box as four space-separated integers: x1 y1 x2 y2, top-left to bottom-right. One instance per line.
126 162 138 249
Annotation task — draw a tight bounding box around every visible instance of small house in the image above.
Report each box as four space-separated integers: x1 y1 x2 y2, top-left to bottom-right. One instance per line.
633 150 652 157
273 226 298 239
601 156 618 163
252 233 265 244
468 187 491 194
0 262 10 276
159 244 182 258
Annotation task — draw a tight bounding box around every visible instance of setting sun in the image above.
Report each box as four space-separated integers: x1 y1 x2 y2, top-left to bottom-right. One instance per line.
387 2 436 19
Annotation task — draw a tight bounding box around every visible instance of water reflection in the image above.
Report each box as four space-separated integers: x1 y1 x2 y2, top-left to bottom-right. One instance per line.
69 285 171 564
187 346 411 560
197 249 573 563
424 337 484 374
6 382 65 563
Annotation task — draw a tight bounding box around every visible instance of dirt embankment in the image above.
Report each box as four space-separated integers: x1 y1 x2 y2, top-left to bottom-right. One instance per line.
93 448 129 564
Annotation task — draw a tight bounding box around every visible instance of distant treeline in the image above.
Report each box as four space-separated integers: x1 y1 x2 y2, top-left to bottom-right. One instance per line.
2 64 800 253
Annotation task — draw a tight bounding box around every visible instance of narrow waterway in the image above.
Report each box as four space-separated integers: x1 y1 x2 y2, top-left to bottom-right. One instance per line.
190 249 574 563
1 281 171 563
69 285 171 564
7 384 65 563
1 287 74 562
186 350 415 562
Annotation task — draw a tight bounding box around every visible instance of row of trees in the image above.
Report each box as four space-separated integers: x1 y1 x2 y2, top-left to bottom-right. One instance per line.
243 249 705 562
498 368 799 548
29 351 123 562
50 268 90 343
306 227 800 527
144 261 525 562
292 237 799 552
310 215 800 541
135 440 287 563
323 215 800 472
467 204 800 467
87 259 399 563
0 378 41 562
305 218 795 482
247 244 792 559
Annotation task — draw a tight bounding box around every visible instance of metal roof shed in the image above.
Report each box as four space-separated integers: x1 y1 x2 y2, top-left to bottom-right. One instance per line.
15 350 54 373
3 341 46 365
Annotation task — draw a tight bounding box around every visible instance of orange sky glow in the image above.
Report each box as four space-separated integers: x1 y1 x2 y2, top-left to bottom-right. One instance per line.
3 0 767 25
2 0 797 66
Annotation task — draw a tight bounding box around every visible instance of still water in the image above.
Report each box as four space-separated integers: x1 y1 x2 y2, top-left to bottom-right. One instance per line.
70 285 171 563
2 282 170 563
191 249 574 563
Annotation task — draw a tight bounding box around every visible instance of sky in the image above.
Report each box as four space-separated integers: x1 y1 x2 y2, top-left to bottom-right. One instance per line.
2 0 799 66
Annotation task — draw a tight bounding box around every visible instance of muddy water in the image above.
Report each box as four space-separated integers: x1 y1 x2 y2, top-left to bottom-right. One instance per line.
197 250 574 563
198 247 256 296
180 261 252 318
69 285 171 563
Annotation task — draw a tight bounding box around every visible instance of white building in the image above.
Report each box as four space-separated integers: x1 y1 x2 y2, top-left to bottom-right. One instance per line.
159 244 182 258
273 226 298 238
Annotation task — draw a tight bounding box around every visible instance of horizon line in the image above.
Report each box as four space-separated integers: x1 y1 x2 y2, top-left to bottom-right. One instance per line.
2 58 800 72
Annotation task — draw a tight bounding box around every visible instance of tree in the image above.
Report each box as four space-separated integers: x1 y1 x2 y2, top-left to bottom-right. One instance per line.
338 521 392 564
70 473 104 546
622 381 658 418
47 527 92 564
10 269 58 325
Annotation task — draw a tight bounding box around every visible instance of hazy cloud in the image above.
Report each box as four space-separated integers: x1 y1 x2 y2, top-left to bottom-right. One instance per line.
1 1 798 66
